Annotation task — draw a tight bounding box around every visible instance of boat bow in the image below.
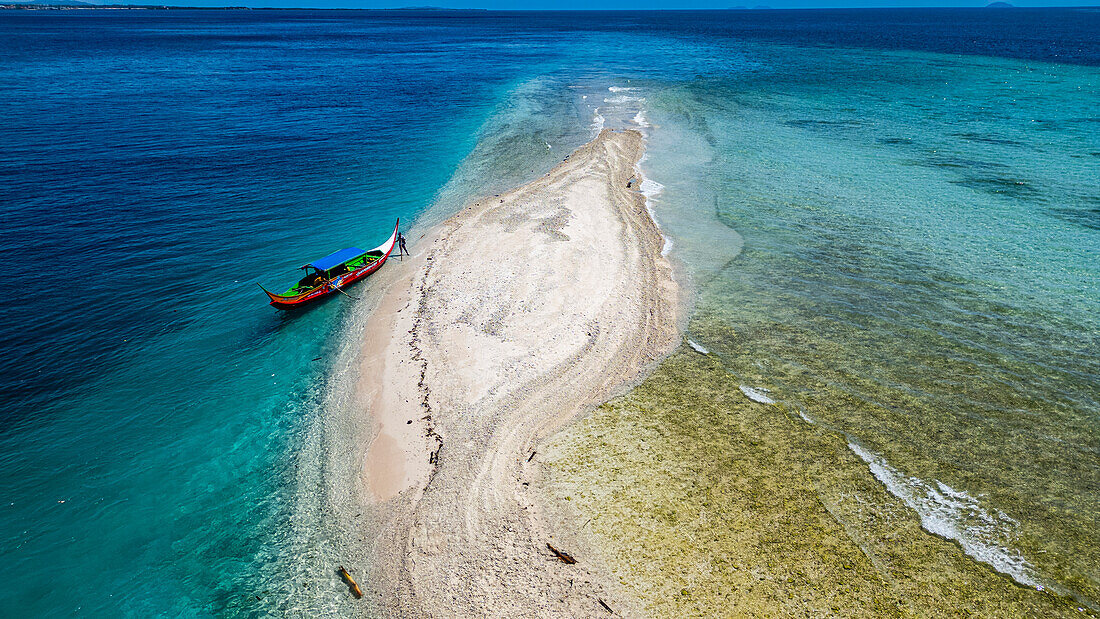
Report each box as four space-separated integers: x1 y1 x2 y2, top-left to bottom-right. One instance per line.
258 218 400 309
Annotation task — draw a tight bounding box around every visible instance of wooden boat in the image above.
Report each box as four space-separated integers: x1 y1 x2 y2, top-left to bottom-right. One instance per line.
259 219 399 309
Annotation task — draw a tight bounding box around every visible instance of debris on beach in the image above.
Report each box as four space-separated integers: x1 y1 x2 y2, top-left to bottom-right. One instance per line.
337 566 363 598
739 385 775 405
547 543 577 564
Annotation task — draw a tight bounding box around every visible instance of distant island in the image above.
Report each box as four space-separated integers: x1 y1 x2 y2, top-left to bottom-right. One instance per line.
0 0 249 7
985 1 1015 6
2 0 97 6
0 1 483 8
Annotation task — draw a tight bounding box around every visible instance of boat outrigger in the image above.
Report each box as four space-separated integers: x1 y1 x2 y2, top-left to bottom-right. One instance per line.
259 220 399 309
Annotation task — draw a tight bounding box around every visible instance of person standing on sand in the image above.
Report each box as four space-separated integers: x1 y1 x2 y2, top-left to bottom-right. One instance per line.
397 231 409 257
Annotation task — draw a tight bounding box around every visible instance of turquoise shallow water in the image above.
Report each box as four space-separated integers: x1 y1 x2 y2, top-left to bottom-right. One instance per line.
1 8 1097 615
641 46 1099 603
0 11 581 615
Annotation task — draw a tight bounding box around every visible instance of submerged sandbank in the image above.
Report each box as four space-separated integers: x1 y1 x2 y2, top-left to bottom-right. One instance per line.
539 321 1094 617
354 129 681 615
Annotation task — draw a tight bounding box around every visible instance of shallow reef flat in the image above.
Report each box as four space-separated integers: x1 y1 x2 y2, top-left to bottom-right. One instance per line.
539 319 1094 617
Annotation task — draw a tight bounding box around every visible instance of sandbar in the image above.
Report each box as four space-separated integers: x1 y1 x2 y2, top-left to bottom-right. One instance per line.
355 128 680 616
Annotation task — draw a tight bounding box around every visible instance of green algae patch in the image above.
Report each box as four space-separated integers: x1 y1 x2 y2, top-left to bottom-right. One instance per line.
538 345 1093 617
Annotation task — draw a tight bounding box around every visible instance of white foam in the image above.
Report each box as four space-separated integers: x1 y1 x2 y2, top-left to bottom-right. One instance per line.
632 153 670 256
847 442 1044 589
609 86 638 92
687 339 709 354
739 385 776 405
591 107 605 134
604 95 645 105
638 180 665 252
639 177 664 199
633 110 649 128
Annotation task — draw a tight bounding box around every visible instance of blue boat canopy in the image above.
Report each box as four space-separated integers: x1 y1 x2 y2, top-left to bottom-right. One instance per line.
306 247 365 272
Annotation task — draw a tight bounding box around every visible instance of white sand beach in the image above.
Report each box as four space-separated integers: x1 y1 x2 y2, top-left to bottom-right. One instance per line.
353 128 680 616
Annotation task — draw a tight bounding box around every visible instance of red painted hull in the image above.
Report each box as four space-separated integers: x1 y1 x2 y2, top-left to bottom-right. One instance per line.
262 220 399 310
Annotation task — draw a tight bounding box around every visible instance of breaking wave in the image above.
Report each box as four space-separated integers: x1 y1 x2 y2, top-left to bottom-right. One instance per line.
847 442 1045 590
739 385 776 404
591 107 605 134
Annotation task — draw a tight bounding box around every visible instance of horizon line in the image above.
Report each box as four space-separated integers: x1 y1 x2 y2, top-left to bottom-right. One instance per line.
9 2 1099 9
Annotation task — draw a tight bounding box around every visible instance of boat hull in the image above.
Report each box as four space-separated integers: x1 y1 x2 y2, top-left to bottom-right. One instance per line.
261 220 399 310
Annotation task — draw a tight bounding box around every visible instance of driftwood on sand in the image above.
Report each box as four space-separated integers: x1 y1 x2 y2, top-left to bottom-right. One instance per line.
337 566 363 598
546 543 577 565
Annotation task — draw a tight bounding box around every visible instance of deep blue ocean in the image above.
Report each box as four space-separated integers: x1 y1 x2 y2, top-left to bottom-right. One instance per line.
1 8 1097 615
